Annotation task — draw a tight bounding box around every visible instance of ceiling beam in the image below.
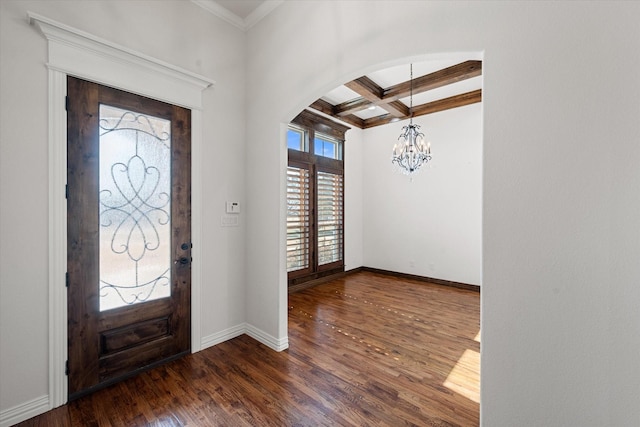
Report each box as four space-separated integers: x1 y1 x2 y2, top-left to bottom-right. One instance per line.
411 89 482 117
382 100 410 117
335 60 481 119
333 114 365 129
307 100 365 129
383 60 482 102
309 98 336 116
308 60 483 130
362 89 482 129
344 76 408 118
334 97 371 116
345 76 383 100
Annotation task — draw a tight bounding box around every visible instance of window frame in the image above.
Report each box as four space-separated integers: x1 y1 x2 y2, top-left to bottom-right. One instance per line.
314 132 343 160
286 110 349 286
286 124 308 152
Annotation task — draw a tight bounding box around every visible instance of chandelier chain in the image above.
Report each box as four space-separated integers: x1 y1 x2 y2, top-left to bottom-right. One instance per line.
409 63 413 121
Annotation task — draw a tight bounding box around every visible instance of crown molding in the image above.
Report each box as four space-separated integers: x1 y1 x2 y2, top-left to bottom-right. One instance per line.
245 1 283 30
191 0 283 31
192 0 244 29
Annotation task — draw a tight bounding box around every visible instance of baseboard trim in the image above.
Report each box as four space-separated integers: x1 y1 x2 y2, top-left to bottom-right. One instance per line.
200 323 246 350
201 323 289 353
0 395 50 427
245 324 289 352
288 267 363 293
360 267 480 292
3 325 287 426
288 266 479 293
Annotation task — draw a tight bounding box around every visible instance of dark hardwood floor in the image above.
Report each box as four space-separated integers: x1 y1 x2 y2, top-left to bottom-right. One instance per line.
16 271 480 426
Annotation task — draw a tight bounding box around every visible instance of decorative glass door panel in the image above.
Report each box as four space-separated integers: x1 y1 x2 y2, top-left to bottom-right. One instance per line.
99 105 172 311
67 76 191 399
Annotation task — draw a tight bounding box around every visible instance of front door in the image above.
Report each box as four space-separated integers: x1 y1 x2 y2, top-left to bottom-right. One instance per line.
66 76 192 399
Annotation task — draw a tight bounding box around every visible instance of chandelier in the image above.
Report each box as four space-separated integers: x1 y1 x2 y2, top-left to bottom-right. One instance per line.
391 63 432 174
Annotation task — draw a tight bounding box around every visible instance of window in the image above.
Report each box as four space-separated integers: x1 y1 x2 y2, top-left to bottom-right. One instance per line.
314 134 342 160
286 110 349 286
287 126 306 151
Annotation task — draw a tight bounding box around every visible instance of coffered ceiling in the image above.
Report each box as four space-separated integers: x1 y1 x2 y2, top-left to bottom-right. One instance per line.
310 57 483 130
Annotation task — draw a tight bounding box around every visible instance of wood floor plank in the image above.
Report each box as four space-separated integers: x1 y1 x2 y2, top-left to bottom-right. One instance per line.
14 271 479 426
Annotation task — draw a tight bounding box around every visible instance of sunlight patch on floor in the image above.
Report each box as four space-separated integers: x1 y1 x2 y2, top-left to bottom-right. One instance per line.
443 349 480 403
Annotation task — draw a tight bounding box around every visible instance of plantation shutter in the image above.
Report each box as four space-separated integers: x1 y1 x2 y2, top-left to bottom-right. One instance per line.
286 166 311 272
317 171 343 266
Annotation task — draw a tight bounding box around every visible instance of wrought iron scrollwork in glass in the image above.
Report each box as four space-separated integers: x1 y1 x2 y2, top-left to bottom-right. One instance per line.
98 104 172 311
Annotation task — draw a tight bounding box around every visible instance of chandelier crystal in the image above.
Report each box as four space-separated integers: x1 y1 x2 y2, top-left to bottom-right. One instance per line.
391 64 432 175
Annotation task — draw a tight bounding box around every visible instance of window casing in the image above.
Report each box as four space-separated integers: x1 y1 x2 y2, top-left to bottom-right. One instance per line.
286 110 348 286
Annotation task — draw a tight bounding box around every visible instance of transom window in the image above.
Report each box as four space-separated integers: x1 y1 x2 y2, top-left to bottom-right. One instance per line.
314 134 342 160
287 125 307 152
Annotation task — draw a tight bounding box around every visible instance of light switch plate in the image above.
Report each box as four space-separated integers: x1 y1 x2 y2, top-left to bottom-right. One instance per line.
225 201 240 214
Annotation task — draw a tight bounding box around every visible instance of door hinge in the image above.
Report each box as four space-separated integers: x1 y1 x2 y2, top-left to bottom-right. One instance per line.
65 272 69 288
65 360 69 376
65 184 68 199
65 96 69 111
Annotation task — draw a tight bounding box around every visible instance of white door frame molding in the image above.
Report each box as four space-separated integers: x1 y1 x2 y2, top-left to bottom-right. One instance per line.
29 12 214 409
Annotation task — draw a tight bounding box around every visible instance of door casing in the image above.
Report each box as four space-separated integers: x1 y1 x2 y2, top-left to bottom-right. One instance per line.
31 12 213 408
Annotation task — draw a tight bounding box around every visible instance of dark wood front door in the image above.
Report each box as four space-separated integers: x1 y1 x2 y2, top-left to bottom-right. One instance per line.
67 76 192 400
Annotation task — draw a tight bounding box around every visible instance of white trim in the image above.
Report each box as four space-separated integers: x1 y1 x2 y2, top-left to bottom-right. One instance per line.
245 1 284 30
191 0 244 30
191 0 283 31
28 12 214 109
200 323 289 352
201 324 247 349
48 69 68 410
28 11 213 416
246 324 289 352
0 395 49 427
191 110 203 353
201 324 288 352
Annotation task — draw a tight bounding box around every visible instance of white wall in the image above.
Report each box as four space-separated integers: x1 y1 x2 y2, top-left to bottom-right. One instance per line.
3 1 640 426
245 1 640 426
0 0 246 419
344 126 364 271
363 104 482 285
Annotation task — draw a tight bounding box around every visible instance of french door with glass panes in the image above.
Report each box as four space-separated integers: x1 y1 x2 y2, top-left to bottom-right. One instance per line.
66 76 191 399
